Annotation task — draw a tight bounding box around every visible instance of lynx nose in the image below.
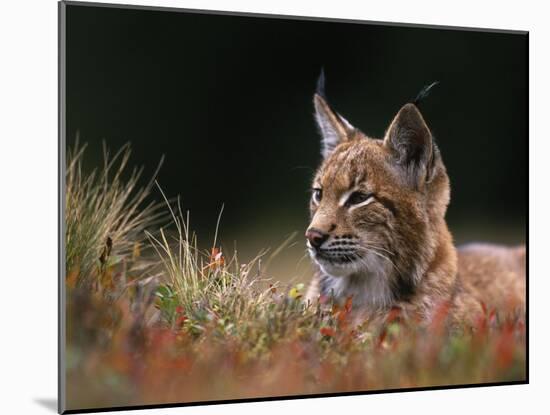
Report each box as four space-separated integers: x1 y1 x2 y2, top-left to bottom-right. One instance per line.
305 228 329 249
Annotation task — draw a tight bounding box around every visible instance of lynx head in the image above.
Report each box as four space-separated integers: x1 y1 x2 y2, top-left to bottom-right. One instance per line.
306 76 451 300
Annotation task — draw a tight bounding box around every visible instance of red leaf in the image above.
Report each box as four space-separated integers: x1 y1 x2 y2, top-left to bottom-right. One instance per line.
377 329 388 349
320 327 335 337
430 301 451 331
480 301 488 316
176 315 187 327
495 325 515 369
386 306 402 324
344 296 353 313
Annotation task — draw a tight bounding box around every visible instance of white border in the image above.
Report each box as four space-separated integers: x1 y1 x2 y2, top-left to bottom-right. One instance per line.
1 0 546 414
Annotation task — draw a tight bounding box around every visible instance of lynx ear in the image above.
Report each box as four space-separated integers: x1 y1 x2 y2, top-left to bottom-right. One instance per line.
313 71 355 158
384 103 434 188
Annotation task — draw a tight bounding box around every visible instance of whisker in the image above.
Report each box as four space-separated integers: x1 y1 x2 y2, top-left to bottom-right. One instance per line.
355 245 402 274
296 249 312 267
360 242 394 255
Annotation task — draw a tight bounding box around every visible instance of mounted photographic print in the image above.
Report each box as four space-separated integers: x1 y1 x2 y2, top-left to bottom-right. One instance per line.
58 1 528 413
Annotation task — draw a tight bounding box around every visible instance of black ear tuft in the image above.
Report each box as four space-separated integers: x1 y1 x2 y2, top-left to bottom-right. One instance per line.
413 81 439 107
313 70 357 159
316 67 327 99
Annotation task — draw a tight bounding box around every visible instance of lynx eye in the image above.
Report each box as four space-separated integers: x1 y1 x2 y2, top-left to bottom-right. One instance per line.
312 188 322 204
345 191 373 207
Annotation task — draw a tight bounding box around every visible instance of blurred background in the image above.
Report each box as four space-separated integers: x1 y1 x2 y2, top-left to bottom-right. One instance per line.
65 4 527 284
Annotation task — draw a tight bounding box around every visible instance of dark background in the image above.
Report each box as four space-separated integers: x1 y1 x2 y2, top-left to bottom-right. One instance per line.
65 4 527 282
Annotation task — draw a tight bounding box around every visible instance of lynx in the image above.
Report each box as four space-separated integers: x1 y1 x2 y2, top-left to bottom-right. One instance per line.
305 74 525 326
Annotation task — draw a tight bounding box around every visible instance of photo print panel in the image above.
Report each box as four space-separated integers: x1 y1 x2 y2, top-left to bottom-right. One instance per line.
59 1 528 413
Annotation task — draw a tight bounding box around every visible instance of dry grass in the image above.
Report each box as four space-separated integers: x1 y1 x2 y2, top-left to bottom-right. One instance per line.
65 142 165 287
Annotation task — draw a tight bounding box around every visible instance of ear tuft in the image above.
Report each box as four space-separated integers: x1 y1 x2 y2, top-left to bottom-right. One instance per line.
413 81 439 107
316 67 327 99
313 69 357 159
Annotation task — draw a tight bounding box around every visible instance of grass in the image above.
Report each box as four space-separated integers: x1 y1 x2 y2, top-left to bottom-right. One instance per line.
65 142 165 287
64 144 526 411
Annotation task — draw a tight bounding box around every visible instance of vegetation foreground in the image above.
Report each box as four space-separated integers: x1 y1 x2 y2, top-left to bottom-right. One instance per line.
64 145 526 411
